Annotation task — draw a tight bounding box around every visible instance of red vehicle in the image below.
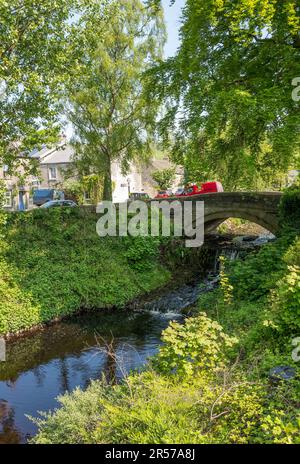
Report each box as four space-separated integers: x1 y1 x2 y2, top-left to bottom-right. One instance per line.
178 181 223 197
155 190 172 199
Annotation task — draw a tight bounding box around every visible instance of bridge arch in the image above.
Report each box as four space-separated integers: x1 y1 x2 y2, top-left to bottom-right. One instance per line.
181 192 282 236
203 211 278 235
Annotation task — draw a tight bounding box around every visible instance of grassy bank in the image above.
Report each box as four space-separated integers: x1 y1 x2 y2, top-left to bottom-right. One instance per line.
0 208 171 337
31 189 300 444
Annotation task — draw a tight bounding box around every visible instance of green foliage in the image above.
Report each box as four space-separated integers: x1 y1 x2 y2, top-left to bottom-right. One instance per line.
0 0 77 171
61 175 104 205
124 236 160 271
149 0 300 189
210 189 300 340
29 381 106 445
31 312 300 444
152 168 176 191
30 186 300 445
0 209 170 336
269 238 300 333
199 239 300 349
279 185 300 231
67 0 166 200
0 0 165 186
227 235 294 302
198 188 300 351
152 313 238 377
219 256 234 304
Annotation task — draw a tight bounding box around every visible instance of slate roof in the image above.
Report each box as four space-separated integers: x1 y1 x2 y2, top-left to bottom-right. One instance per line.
29 143 74 164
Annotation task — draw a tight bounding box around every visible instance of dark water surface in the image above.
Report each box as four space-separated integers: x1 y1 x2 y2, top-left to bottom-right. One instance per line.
0 309 183 444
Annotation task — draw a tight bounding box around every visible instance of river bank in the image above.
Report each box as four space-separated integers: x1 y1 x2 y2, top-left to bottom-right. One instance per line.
30 185 300 444
30 225 300 445
0 206 258 339
0 208 173 338
0 231 277 443
2 188 300 444
0 309 184 443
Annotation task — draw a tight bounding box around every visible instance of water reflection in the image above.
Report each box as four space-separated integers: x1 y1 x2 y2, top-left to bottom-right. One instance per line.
0 310 182 444
0 400 22 444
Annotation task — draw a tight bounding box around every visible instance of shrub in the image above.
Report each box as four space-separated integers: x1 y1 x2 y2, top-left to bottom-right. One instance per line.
29 382 105 444
269 237 300 332
152 313 238 377
124 236 160 271
228 234 293 302
279 184 300 231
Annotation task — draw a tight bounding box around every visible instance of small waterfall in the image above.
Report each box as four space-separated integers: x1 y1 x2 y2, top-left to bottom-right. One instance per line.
212 248 240 274
211 233 275 274
137 276 220 316
137 234 274 316
141 283 201 315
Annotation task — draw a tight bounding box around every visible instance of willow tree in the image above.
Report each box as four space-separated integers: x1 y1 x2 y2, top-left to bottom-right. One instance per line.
0 0 79 173
66 0 165 200
150 0 300 190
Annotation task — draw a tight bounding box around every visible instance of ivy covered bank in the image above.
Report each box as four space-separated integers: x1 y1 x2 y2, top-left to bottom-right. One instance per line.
0 208 170 337
31 188 300 444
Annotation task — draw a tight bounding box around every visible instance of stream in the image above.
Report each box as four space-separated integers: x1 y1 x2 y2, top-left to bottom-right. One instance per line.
0 234 274 444
0 309 184 444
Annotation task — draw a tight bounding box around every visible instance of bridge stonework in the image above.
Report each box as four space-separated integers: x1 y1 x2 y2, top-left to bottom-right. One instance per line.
169 192 282 235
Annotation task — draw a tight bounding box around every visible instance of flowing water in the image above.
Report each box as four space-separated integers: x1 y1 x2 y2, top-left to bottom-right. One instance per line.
0 234 273 444
0 298 189 444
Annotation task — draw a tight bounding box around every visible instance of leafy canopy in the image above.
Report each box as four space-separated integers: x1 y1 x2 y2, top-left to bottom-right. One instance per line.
149 0 300 190
66 0 166 200
152 167 176 190
0 0 80 172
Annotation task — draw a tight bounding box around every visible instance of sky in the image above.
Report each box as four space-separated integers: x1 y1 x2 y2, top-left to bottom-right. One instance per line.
162 0 185 57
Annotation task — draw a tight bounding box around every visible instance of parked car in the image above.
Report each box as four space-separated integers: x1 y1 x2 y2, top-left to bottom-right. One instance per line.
128 192 150 201
173 187 185 196
178 181 224 197
33 189 65 206
40 200 78 208
154 190 172 199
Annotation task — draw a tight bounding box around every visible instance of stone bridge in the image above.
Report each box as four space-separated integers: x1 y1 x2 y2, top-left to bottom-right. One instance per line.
164 192 282 235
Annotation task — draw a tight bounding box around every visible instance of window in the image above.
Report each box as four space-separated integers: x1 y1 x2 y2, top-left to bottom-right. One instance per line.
3 165 9 178
4 191 12 208
83 191 91 204
48 167 57 180
31 177 40 188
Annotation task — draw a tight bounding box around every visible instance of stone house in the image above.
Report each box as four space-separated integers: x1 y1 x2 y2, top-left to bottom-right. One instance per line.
1 141 183 210
111 157 183 203
30 141 74 190
0 164 30 211
0 139 74 211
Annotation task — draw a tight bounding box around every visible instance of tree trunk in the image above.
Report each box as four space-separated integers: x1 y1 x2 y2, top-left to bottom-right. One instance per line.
102 156 112 201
